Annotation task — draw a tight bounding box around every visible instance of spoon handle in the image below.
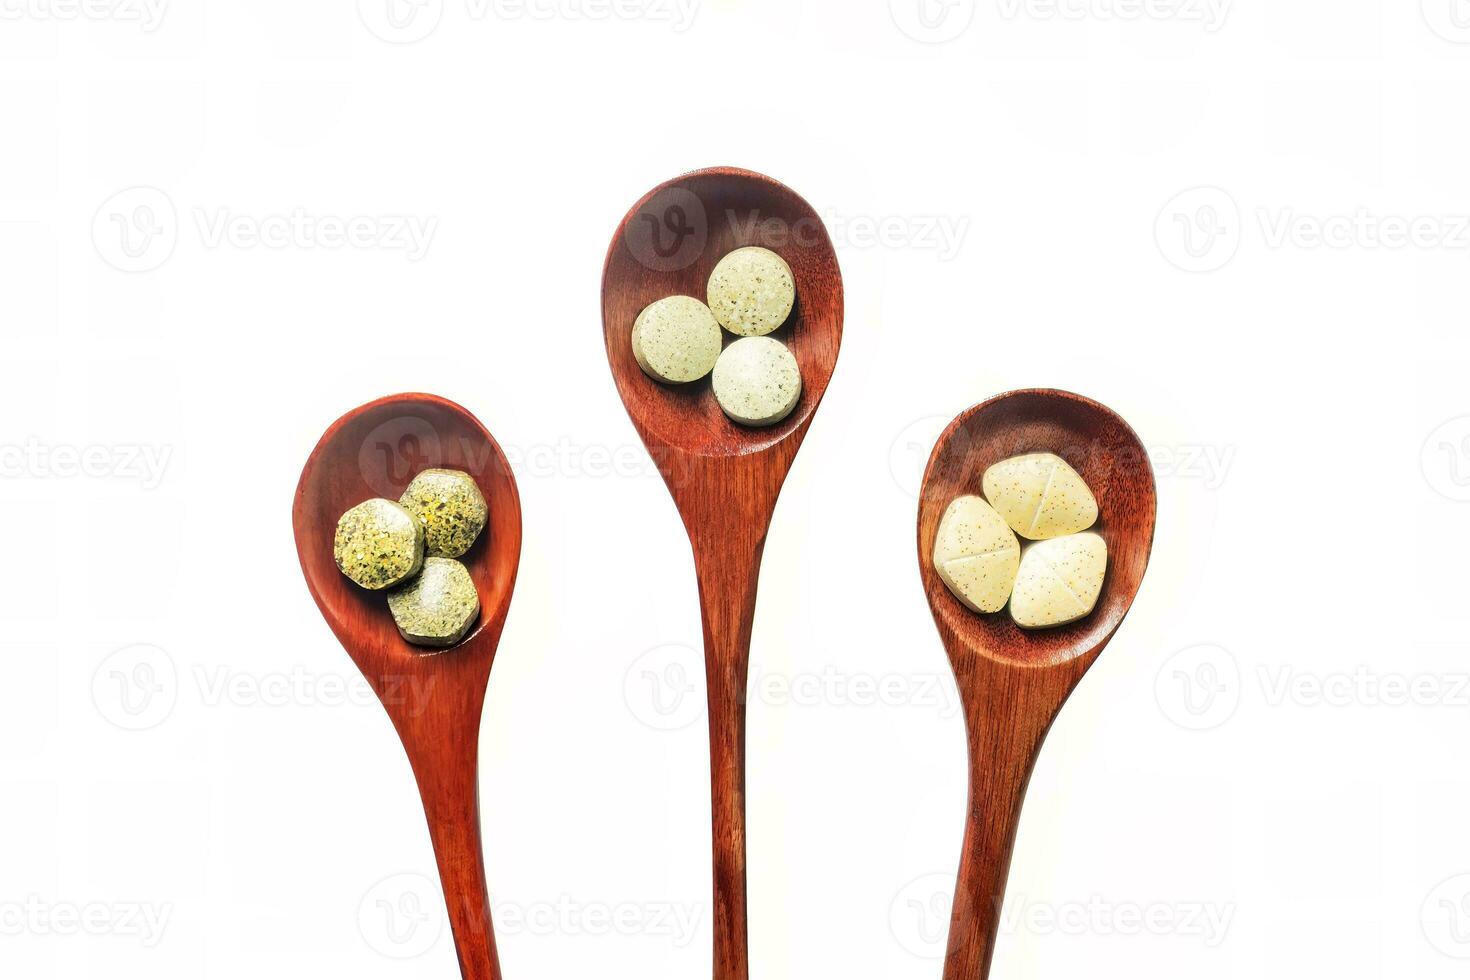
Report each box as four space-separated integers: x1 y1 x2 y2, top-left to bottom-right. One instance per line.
689 525 767 980
943 659 1083 980
395 675 501 980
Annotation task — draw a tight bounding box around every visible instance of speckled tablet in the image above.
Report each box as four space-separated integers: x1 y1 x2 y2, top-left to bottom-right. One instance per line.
1009 532 1108 629
932 495 1021 614
711 336 802 427
982 452 1098 541
706 247 796 337
399 468 488 558
632 295 723 384
387 557 481 648
334 498 425 591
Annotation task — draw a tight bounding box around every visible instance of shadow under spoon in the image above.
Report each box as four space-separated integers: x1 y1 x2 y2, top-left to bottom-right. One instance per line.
602 166 844 980
917 388 1156 980
293 392 523 980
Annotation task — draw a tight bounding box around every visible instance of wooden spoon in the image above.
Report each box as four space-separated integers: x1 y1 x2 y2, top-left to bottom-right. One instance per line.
916 388 1156 980
601 167 844 980
293 392 522 980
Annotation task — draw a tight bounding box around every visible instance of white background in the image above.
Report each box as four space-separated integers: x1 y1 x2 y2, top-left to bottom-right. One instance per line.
3 0 1470 977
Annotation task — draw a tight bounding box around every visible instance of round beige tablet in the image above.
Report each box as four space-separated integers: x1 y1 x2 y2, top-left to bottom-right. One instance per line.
711 337 802 427
632 296 723 384
706 246 796 337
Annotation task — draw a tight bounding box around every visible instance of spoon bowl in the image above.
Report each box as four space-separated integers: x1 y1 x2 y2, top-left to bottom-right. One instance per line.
918 388 1156 670
916 388 1155 980
602 167 843 980
603 165 842 460
294 392 522 980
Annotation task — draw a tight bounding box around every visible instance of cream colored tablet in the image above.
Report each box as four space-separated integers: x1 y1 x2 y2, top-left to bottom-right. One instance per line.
932 495 1020 614
1009 532 1108 629
706 247 796 337
711 336 802 427
982 453 1098 540
632 296 723 384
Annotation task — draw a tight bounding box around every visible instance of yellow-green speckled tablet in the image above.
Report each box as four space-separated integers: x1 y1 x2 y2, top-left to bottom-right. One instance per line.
334 498 425 590
387 557 481 648
706 246 795 337
399 468 488 558
982 452 1098 541
711 336 802 427
632 296 723 384
932 495 1021 614
1009 532 1108 629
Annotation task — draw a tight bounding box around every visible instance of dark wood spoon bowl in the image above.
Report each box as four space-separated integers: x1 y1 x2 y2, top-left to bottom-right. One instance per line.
293 392 522 980
916 389 1156 980
602 166 844 980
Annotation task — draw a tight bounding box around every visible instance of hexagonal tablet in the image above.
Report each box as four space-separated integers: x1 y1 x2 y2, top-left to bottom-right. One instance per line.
706 246 796 337
711 336 802 427
399 468 488 558
932 495 1020 614
334 498 425 590
981 452 1098 541
1009 532 1108 629
631 295 723 384
387 557 481 648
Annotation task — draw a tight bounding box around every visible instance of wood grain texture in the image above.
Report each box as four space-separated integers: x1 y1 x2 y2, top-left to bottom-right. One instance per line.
602 167 844 980
293 393 522 980
916 389 1156 980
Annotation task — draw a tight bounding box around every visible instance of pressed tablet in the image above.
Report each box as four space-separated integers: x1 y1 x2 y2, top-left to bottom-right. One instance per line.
932 495 1020 614
334 498 425 590
1009 532 1108 629
706 246 796 337
631 295 723 384
982 452 1098 540
400 468 488 558
711 336 802 427
387 557 481 648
